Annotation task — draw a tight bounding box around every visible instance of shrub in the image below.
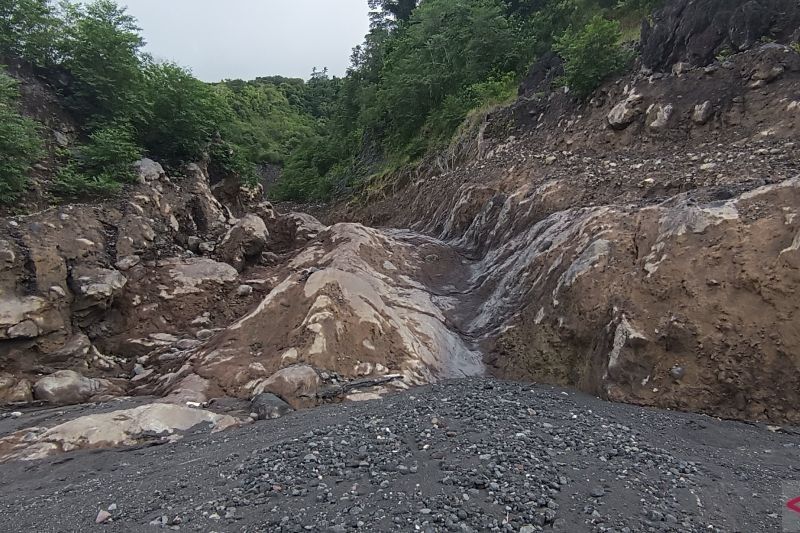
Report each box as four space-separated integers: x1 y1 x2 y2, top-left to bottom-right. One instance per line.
51 123 140 200
554 15 631 98
0 72 42 204
139 62 231 162
208 139 259 187
81 123 141 180
51 164 121 199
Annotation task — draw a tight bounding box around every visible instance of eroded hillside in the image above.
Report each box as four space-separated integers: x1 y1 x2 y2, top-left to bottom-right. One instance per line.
0 0 799 470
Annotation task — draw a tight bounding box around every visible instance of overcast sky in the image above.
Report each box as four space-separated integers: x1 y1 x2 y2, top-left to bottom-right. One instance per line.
118 0 371 82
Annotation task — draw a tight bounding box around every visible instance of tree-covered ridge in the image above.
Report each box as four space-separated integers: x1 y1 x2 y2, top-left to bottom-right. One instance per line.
272 0 662 201
0 0 328 205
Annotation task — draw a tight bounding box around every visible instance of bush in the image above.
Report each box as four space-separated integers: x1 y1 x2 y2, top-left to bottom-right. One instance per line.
554 15 631 98
81 123 141 180
139 62 231 162
51 164 121 199
0 72 42 204
208 139 258 187
51 123 140 200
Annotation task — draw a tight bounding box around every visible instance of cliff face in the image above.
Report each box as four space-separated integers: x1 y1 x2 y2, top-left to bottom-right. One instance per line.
1 1 800 433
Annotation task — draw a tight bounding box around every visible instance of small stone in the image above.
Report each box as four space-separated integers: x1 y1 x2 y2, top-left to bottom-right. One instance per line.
670 366 685 380
115 255 141 271
196 329 214 341
107 503 117 512
590 486 605 498
176 338 202 350
96 510 112 524
236 284 254 297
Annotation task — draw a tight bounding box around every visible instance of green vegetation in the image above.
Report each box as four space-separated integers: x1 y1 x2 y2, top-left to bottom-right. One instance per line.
0 0 664 205
273 0 656 201
554 15 631 98
0 71 42 202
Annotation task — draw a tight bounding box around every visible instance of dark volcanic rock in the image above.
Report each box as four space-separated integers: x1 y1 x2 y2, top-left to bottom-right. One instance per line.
250 392 294 420
641 0 800 71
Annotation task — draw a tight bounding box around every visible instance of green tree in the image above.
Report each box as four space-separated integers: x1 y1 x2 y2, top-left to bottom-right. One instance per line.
0 71 42 203
554 15 630 97
58 0 146 124
0 0 60 65
139 61 230 161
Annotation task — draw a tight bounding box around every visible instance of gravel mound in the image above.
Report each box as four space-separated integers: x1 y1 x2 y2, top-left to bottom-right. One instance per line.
0 379 797 532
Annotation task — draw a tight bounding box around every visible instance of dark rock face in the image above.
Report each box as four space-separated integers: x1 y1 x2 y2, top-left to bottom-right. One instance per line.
518 51 564 98
641 0 800 71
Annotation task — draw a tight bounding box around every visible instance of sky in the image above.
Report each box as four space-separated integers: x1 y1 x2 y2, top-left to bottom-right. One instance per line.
118 0 371 82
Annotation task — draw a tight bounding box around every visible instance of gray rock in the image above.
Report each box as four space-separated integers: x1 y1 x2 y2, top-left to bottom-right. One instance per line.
693 101 714 125
176 338 202 351
132 158 165 183
115 255 141 271
6 319 39 338
250 393 294 420
607 93 643 130
236 284 254 297
33 370 117 405
196 329 215 341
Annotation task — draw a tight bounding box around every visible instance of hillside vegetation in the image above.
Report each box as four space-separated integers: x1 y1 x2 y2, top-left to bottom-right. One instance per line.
0 0 660 206
0 0 324 205
272 0 662 201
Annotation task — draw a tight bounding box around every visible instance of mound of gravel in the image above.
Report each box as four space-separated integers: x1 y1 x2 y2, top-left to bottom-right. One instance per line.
0 379 797 532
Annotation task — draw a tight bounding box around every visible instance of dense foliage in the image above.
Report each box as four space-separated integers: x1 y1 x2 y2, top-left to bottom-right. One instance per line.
0 0 319 203
554 15 630 97
272 0 657 201
0 0 662 205
0 72 42 201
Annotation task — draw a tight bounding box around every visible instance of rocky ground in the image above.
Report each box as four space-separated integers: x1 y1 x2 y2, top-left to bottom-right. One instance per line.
0 378 797 533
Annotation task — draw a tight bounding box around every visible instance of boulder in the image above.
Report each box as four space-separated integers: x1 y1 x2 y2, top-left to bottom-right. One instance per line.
607 93 644 130
693 101 714 125
648 103 674 129
70 267 127 316
44 333 92 363
132 158 165 183
255 365 320 409
0 295 50 340
33 370 119 405
216 214 269 271
0 375 33 404
250 392 294 420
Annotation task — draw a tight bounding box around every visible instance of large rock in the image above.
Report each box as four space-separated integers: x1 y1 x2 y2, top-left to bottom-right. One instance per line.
45 333 92 363
0 295 50 340
254 365 321 409
32 370 120 405
0 374 33 404
0 403 239 462
132 158 165 183
216 214 269 271
250 392 294 420
641 0 800 71
607 92 644 130
69 267 126 325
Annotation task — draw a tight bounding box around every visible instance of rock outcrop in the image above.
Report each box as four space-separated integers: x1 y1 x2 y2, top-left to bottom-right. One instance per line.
641 0 800 71
0 403 238 462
